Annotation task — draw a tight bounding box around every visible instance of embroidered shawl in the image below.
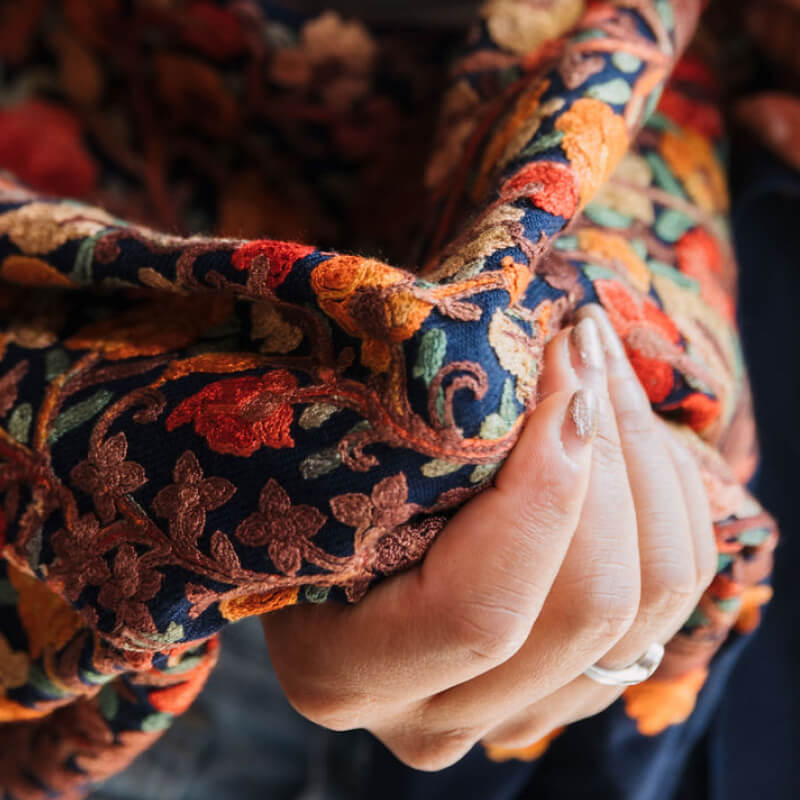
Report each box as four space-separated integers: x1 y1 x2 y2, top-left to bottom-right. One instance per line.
0 1 778 795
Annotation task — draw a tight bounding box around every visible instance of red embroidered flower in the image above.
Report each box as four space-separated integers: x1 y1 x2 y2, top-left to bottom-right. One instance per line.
594 279 681 403
0 100 97 197
165 370 298 456
234 479 326 575
70 433 147 524
151 451 236 548
499 161 579 218
231 241 315 290
676 228 734 321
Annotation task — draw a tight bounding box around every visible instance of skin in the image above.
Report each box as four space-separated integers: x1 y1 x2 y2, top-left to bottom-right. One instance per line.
261 304 716 770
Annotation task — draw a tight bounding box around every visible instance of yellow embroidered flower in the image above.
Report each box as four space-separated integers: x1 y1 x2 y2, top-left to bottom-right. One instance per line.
577 229 650 292
556 98 629 206
482 0 585 57
661 127 728 212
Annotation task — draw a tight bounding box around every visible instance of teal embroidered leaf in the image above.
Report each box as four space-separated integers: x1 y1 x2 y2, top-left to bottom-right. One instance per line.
648 260 700 290
141 712 174 733
470 463 499 484
421 458 464 478
479 413 511 440
97 685 119 721
520 130 564 158
304 585 330 604
8 403 32 443
44 348 70 380
413 328 447 386
612 51 642 73
585 78 631 105
47 389 113 445
582 264 619 282
499 378 517 426
583 203 632 229
554 235 579 251
654 209 695 242
645 152 687 198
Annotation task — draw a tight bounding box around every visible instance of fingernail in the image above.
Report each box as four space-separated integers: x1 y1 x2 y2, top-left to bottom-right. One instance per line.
564 389 598 453
570 317 604 374
577 305 625 362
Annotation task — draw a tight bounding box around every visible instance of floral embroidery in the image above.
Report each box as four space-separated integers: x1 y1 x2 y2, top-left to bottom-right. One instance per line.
235 479 325 575
152 451 235 548
165 372 299 456
70 433 147 524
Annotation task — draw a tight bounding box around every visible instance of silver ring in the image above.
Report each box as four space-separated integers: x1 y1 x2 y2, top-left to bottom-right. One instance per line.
583 643 665 687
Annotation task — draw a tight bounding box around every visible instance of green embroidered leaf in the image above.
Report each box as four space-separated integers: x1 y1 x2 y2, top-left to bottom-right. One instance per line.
641 84 664 125
47 389 113 445
585 78 631 105
141 712 174 733
80 669 118 685
299 403 339 430
647 260 700 291
300 445 341 480
27 664 70 698
654 209 694 243
413 328 447 386
645 152 686 198
572 29 605 42
717 554 734 571
612 51 642 73
499 378 517 426
304 585 330 604
44 348 70 380
630 238 648 260
470 462 499 484
583 203 632 229
738 527 772 547
421 458 464 478
684 607 710 629
479 413 511 440
520 129 564 158
97 685 119 721
655 0 675 29
8 403 32 443
554 235 578 251
131 621 184 648
716 597 742 614
582 264 619 282
644 111 677 132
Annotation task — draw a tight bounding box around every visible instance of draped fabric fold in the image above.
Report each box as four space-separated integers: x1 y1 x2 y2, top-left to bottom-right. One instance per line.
0 0 778 795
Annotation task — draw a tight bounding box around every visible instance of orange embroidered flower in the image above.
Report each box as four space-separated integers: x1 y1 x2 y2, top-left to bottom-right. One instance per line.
500 161 580 218
660 127 728 213
311 255 401 305
658 87 723 140
734 584 773 634
595 279 680 403
556 97 628 206
147 652 216 714
165 371 298 456
485 727 565 762
0 100 96 197
577 229 650 292
66 295 234 360
219 587 300 622
231 240 315 290
661 390 721 432
623 668 708 736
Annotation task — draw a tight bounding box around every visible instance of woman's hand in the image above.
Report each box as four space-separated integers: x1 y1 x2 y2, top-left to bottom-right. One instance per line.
260 306 716 770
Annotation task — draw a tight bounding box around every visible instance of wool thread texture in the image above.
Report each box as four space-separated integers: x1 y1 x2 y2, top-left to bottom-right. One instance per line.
0 0 778 795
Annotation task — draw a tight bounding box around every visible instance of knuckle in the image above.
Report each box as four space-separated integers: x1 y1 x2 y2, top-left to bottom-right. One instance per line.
642 560 698 619
281 681 369 731
447 594 532 664
392 728 477 772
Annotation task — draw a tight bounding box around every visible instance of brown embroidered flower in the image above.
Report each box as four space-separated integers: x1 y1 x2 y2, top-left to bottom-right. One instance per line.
152 451 235 548
96 544 162 634
49 514 110 602
165 371 299 456
330 473 419 550
70 433 147 524
372 516 446 575
235 479 325 575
